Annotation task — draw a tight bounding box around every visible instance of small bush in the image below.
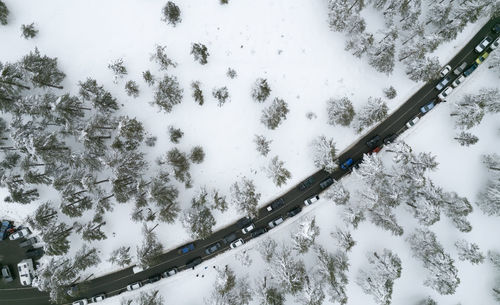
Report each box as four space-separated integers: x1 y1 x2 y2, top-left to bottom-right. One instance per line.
125 80 140 97
168 126 184 144
21 23 38 39
162 1 181 26
190 146 205 164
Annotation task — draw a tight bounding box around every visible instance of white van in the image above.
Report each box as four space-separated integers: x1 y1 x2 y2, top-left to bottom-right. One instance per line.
17 259 34 286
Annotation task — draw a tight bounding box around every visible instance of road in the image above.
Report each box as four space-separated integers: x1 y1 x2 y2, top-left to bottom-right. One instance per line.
1 16 499 305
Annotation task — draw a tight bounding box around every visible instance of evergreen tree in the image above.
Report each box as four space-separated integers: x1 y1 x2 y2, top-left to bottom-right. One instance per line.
477 154 500 216
0 0 8 25
125 80 140 97
161 1 181 26
181 201 216 239
255 277 285 305
212 86 230 106
21 23 38 39
251 78 271 102
79 78 119 113
266 155 291 187
226 68 237 79
191 43 209 65
108 58 127 81
418 297 437 305
72 244 101 271
168 126 184 143
26 201 58 232
138 290 164 305
142 70 155 86
42 222 72 256
191 81 204 105
136 224 164 268
383 86 397 99
311 135 337 173
441 191 473 233
211 188 228 212
454 131 478 146
326 97 355 126
352 97 388 133
341 205 365 229
315 246 349 304
21 48 66 89
80 218 106 241
368 28 397 74
292 217 320 254
190 145 205 164
108 246 132 267
261 97 289 130
271 245 307 295
153 74 183 113
150 45 177 70
257 238 278 263
254 135 271 156
345 31 374 58
230 177 261 217
148 171 180 223
165 148 191 186
112 116 145 152
324 180 350 205
295 274 325 305
403 56 441 82
455 239 484 264
331 227 356 252
327 0 352 32
205 266 253 305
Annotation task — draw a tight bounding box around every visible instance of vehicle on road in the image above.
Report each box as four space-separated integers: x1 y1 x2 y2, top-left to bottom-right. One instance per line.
406 116 420 128
451 75 465 88
268 217 284 228
435 75 451 91
91 294 106 302
17 259 34 286
237 217 252 229
439 65 451 77
491 37 499 49
304 195 320 206
177 243 195 254
475 51 489 64
26 248 44 259
266 197 285 212
1 265 13 282
9 228 31 241
438 86 453 101
287 206 302 217
475 36 492 53
126 282 142 291
241 223 255 234
186 257 202 269
340 158 353 170
251 227 267 238
147 275 162 283
463 63 478 76
420 101 435 114
162 267 178 278
297 177 314 191
383 134 397 144
366 135 381 148
494 24 500 33
319 177 334 189
453 62 467 75
371 146 381 154
72 300 88 305
0 220 12 240
222 233 237 245
19 237 38 248
132 265 144 274
205 242 222 255
230 238 244 249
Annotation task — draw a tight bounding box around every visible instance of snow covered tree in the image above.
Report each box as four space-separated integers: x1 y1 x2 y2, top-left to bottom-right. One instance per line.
324 180 350 205
138 290 164 305
292 217 320 254
108 58 127 82
255 277 285 305
191 43 209 65
161 1 181 26
418 297 437 305
230 177 261 217
331 227 355 252
226 68 237 79
261 97 289 130
454 131 478 146
451 98 485 130
473 87 500 113
142 70 155 86
213 86 230 106
406 228 460 295
190 145 205 164
191 81 204 105
0 0 8 25
477 154 500 216
21 48 66 89
368 203 404 236
311 135 337 173
352 97 388 133
181 201 216 239
42 222 72 256
80 218 106 241
326 97 355 126
295 274 325 305
258 238 278 263
383 86 397 99
168 125 184 143
108 246 132 267
79 78 119 113
72 244 101 271
153 74 183 113
267 156 291 187
441 191 473 233
251 78 271 102
150 45 177 71
211 189 228 212
254 134 271 156
368 28 397 74
271 244 307 295
487 50 500 77
315 246 349 304
345 31 374 58
21 23 38 39
165 148 191 186
125 80 139 97
455 239 484 264
147 171 180 222
26 201 58 232
136 224 164 268
403 56 441 82
341 205 365 229
327 0 353 31
356 249 402 305
205 266 253 305
112 116 145 152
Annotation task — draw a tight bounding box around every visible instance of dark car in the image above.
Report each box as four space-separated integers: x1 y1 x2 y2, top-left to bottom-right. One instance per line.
205 242 222 255
147 275 162 283
177 243 195 254
366 135 381 149
383 134 397 145
0 220 12 240
319 177 334 189
340 158 353 170
287 206 302 217
222 233 237 245
463 63 478 77
186 257 202 269
494 24 500 33
19 237 38 248
251 228 267 238
297 177 314 191
236 217 252 228
1 265 13 282
26 248 44 259
162 267 178 278
266 197 285 212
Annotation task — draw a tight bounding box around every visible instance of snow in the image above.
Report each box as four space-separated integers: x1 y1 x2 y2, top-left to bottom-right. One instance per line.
0 0 499 304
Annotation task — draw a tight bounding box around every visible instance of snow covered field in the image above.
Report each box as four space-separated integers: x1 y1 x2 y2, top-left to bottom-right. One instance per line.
0 0 499 304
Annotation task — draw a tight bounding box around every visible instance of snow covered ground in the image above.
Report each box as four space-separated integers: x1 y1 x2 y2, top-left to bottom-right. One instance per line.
0 0 498 304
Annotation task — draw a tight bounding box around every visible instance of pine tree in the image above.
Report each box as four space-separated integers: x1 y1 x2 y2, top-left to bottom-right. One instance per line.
326 97 355 126
79 78 119 113
191 81 204 105
477 154 500 216
143 70 155 86
315 246 349 304
254 135 271 156
42 222 72 256
341 205 365 229
26 201 58 232
165 148 191 186
418 297 437 305
311 135 337 173
271 245 307 295
267 156 291 187
108 58 127 82
258 238 278 263
212 86 229 106
327 0 352 32
72 244 101 270
138 290 164 305
148 171 180 222
108 246 132 267
226 68 237 79
368 28 397 74
190 146 205 164
153 74 183 113
181 202 216 239
251 78 271 102
0 0 8 25
255 277 285 305
331 227 356 252
345 31 374 58
352 97 388 133
125 80 140 97
295 274 325 305
441 191 473 233
324 180 350 205
162 1 181 26
112 116 145 152
292 217 320 254
454 131 478 146
383 86 397 99
205 266 253 305
261 97 289 130
168 126 184 143
230 177 261 217
21 48 66 89
80 218 106 241
150 45 177 71
136 224 164 268
191 43 209 65
403 56 441 82
21 23 38 39
455 239 484 264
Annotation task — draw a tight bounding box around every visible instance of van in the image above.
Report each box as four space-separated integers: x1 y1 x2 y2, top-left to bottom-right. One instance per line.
319 177 334 189
17 259 34 286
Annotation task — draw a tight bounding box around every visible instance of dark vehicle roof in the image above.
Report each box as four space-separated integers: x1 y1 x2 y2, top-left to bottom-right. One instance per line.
366 135 381 148
186 257 202 268
26 248 44 259
383 134 397 144
287 206 302 217
178 243 195 254
319 177 334 189
205 242 221 254
271 198 285 209
297 177 314 190
251 228 267 238
223 233 237 244
236 217 252 228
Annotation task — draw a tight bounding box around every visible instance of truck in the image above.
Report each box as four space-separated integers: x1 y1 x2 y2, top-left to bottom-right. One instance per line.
17 259 34 286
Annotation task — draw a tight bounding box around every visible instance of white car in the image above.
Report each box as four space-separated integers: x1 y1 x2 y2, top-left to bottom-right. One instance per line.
406 116 420 128
439 65 451 77
268 217 284 228
491 37 499 50
91 294 106 302
304 195 320 206
230 238 244 249
126 282 142 291
9 228 31 240
475 36 492 53
241 223 255 234
451 75 465 88
438 86 453 101
72 300 88 305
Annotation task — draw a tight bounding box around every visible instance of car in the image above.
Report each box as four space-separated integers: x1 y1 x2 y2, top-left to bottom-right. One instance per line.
177 243 195 254
383 134 397 145
453 62 467 75
186 257 202 269
91 294 106 302
266 197 285 212
132 265 144 274
463 63 478 77
72 300 88 305
251 227 267 238
438 86 453 101
0 220 12 240
1 266 13 282
371 146 381 154
236 217 252 229
222 233 237 245
491 37 499 50
366 135 381 148
162 267 178 278
475 51 489 64
435 75 451 91
241 223 255 234
205 242 222 255
26 248 44 259
297 177 314 191
340 158 353 170
475 36 492 53
147 275 162 283
439 65 451 77
9 228 31 240
319 177 334 189
268 217 284 228
126 282 142 291
287 206 302 217
494 24 500 33
304 195 320 206
230 238 245 249
19 237 38 248
420 101 436 114
451 75 465 88
406 116 420 128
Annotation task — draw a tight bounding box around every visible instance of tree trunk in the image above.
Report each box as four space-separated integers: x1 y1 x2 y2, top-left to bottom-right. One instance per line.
40 82 64 90
0 80 31 90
